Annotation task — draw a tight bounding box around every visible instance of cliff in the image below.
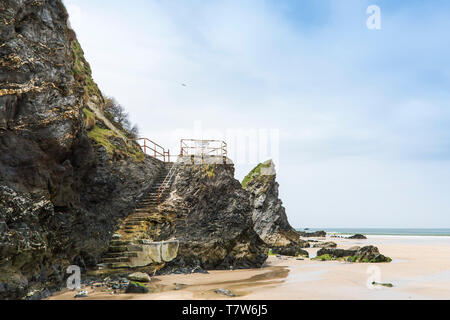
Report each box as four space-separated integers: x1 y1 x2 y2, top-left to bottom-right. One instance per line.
0 0 164 299
243 160 308 249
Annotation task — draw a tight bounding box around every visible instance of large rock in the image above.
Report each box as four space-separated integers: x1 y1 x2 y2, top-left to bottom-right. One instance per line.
243 160 309 249
160 162 268 270
271 246 309 258
0 0 164 299
125 282 149 294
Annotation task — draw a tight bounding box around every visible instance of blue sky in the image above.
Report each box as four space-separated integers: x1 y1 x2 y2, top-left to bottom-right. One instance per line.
64 0 450 228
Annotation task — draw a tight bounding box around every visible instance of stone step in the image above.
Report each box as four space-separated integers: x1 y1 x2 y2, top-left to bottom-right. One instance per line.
109 240 130 246
127 244 144 251
102 257 130 263
135 208 153 213
103 251 139 258
107 262 131 269
125 221 146 226
107 245 127 253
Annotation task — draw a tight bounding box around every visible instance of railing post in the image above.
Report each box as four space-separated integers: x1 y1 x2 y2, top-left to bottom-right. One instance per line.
143 139 146 154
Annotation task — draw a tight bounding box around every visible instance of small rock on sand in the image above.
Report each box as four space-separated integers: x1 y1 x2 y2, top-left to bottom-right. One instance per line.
215 288 235 297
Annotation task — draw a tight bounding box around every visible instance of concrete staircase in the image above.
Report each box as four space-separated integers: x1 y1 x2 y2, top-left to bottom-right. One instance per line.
100 162 179 269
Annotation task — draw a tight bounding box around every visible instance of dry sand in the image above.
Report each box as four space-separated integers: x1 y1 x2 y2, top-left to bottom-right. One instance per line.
49 236 450 300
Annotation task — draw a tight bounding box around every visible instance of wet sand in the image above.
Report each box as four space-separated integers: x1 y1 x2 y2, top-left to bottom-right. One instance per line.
49 236 450 300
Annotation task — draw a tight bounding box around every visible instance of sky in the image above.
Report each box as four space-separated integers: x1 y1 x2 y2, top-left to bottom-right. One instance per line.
64 0 450 228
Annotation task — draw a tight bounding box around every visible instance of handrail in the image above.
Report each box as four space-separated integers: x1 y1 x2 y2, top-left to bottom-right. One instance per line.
136 137 171 162
180 139 227 157
157 162 179 204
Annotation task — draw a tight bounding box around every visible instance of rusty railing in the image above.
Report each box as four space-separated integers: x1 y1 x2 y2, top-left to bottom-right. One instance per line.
180 139 227 157
136 138 170 162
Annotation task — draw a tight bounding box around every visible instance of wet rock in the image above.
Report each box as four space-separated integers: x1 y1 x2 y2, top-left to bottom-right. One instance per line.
272 246 309 258
125 282 149 294
372 282 393 288
74 291 88 298
349 234 367 239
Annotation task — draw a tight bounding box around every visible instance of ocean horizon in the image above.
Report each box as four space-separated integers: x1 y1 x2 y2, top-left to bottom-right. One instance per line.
296 228 450 236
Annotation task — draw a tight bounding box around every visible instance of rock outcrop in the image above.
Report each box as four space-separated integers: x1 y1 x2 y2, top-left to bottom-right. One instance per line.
243 160 309 248
160 161 268 270
348 234 367 239
0 0 164 299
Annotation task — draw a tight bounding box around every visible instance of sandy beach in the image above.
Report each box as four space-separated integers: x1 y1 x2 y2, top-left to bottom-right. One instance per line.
49 235 450 300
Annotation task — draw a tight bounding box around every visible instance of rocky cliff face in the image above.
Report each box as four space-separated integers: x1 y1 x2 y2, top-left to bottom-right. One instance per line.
0 0 164 299
160 162 268 270
243 160 308 248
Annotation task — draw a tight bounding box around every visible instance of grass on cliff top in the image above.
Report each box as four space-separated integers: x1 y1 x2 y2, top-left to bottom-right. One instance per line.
71 39 102 99
241 160 274 189
87 125 144 162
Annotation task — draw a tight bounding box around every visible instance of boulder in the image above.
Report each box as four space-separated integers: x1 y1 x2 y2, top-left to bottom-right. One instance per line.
127 272 151 283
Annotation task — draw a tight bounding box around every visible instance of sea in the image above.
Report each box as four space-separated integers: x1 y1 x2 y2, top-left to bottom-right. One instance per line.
296 228 450 236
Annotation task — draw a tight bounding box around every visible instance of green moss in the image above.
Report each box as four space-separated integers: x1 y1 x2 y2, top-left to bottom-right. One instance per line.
313 254 334 261
268 249 276 256
241 160 274 189
82 107 95 121
87 125 118 154
129 281 147 288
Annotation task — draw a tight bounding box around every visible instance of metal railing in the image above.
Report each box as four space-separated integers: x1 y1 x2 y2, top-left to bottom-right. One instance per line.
137 138 171 162
157 162 179 204
180 139 227 157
